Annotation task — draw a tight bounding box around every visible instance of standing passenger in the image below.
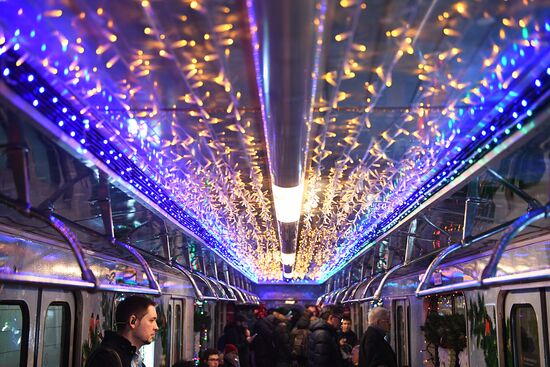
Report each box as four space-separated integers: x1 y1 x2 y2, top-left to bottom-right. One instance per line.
338 316 358 365
85 295 159 367
252 309 277 367
358 307 397 367
307 306 344 367
290 309 311 367
273 307 293 367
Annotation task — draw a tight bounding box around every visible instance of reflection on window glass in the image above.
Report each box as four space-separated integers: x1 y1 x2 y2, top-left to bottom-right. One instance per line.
42 303 69 367
511 305 540 367
175 303 183 361
395 305 406 367
166 304 172 366
0 303 27 367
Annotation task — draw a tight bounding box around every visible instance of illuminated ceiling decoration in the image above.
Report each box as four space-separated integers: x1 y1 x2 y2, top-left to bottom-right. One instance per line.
1 0 550 283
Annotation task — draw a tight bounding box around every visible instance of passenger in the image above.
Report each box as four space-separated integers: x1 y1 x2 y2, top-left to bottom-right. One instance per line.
290 309 311 367
85 295 159 367
338 316 358 366
224 344 241 367
273 307 293 367
224 314 251 367
305 304 319 321
358 307 397 367
252 309 277 367
307 305 344 367
200 348 221 367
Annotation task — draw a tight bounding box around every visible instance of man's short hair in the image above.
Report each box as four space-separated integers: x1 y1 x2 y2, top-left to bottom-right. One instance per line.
319 305 343 321
368 307 389 325
201 348 220 363
115 295 156 328
342 316 351 322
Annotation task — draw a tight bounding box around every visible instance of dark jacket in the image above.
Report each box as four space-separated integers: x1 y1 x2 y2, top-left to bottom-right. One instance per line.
225 323 250 367
274 320 292 367
290 315 310 367
253 315 277 367
307 318 344 367
337 329 358 347
85 331 140 367
358 326 397 367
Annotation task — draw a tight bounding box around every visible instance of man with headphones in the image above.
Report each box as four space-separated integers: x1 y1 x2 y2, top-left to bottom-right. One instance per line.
86 295 159 367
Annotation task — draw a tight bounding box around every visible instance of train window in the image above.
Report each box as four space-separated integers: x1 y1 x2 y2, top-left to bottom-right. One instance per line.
510 304 540 367
0 303 29 367
42 303 70 367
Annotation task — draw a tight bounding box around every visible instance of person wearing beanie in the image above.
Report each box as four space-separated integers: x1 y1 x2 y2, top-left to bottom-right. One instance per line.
224 344 240 367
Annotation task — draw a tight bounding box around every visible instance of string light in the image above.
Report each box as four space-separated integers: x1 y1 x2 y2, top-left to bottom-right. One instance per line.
0 0 549 283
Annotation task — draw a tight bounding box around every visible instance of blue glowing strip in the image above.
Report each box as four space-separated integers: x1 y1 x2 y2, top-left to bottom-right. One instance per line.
320 64 550 283
0 48 257 281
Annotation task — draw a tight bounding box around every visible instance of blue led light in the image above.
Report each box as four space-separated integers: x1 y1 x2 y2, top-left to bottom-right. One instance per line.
32 99 38 107
2 68 9 76
535 79 541 87
27 74 34 82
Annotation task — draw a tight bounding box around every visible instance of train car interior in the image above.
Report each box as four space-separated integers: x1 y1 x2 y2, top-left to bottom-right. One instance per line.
1 0 550 366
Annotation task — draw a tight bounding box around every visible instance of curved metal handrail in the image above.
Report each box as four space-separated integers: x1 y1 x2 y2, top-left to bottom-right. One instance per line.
481 203 550 280
341 281 361 304
112 240 162 295
0 193 97 288
373 264 404 301
415 243 462 296
171 261 205 301
194 271 220 300
218 280 238 301
358 273 384 301
416 217 520 297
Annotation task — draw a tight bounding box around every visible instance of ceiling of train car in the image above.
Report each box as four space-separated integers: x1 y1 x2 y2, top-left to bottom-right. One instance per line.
1 0 550 283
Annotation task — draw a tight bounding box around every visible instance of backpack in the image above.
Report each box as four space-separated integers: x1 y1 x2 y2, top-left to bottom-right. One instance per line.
291 328 309 358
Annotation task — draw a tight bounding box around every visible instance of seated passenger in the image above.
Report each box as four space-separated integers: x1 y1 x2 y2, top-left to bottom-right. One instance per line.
85 295 159 367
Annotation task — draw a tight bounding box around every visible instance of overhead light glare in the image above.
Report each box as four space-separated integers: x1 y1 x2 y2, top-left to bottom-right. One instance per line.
281 252 296 266
272 183 304 223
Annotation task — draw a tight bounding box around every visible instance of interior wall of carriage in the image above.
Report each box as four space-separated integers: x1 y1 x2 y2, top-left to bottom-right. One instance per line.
319 115 550 367
0 90 259 366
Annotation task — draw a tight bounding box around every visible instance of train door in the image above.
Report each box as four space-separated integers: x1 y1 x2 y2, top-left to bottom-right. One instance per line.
170 298 185 363
37 289 76 367
0 285 36 367
393 299 410 367
503 289 549 367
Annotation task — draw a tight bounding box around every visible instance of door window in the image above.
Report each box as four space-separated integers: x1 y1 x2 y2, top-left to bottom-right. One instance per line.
42 303 70 367
0 303 28 367
510 304 540 367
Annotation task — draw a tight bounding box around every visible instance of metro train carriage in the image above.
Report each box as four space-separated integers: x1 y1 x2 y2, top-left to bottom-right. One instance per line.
1 0 550 367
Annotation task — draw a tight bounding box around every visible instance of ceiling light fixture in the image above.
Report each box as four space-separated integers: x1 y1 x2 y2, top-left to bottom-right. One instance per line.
272 183 304 223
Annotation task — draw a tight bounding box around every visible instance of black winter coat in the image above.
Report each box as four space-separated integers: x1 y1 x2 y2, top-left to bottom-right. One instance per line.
85 331 141 367
358 326 397 367
307 318 344 367
274 320 292 367
253 315 277 367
